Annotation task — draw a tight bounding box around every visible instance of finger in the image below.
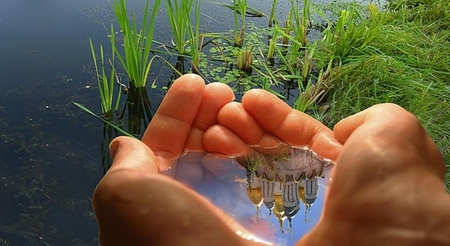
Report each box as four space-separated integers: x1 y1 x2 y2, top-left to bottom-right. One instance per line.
203 125 253 157
333 103 446 178
185 82 235 151
217 102 264 145
333 103 391 143
142 74 205 171
241 89 341 161
108 136 158 174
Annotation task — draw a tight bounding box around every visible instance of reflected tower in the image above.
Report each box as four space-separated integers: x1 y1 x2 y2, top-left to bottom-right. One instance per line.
282 174 301 230
246 171 263 218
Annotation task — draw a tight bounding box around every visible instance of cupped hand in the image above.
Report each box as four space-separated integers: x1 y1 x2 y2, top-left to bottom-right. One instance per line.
203 89 449 246
296 103 450 246
92 75 266 246
93 73 449 246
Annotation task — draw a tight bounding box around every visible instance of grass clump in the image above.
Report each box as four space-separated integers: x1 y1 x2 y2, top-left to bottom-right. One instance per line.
110 0 161 88
317 0 450 189
88 38 122 119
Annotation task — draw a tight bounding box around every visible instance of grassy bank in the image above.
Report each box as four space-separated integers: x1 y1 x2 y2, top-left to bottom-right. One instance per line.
318 0 450 189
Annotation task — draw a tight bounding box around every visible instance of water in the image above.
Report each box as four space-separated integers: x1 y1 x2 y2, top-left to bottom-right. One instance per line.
168 145 334 245
0 0 383 245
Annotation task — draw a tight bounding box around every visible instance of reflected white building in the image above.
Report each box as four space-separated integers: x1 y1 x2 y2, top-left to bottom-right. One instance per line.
243 148 330 233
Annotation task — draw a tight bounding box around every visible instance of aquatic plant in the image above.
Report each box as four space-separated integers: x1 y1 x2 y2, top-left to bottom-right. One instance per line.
232 0 248 47
186 0 202 73
316 2 382 63
110 0 161 88
288 0 310 47
236 46 254 73
268 0 278 27
165 0 195 55
88 38 122 118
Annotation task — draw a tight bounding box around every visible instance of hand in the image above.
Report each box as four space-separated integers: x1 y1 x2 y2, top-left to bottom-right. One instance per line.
296 103 450 246
93 73 449 246
203 90 449 245
93 74 269 246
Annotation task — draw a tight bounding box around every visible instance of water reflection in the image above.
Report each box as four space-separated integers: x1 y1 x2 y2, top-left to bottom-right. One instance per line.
169 145 334 245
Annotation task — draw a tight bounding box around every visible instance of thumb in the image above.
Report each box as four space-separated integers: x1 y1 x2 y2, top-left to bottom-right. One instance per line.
108 136 159 174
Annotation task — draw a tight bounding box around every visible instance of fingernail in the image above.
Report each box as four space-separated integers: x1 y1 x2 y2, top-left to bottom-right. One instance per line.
109 138 120 160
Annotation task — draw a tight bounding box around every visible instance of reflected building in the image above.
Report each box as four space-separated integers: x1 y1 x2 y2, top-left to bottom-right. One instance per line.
246 171 263 217
240 147 332 233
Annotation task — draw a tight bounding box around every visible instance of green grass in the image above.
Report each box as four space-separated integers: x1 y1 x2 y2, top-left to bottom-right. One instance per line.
110 0 161 88
199 0 450 188
317 1 450 189
83 0 450 187
88 38 121 118
165 0 196 55
186 0 202 72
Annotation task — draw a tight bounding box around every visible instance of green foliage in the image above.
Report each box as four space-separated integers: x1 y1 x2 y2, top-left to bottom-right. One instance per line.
110 0 162 88
73 102 135 138
233 0 248 47
83 0 450 186
165 0 195 55
317 0 450 188
187 0 202 72
89 38 122 118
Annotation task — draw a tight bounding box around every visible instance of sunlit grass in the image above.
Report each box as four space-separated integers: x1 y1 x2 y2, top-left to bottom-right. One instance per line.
317 0 450 188
233 0 247 47
187 0 202 73
110 0 161 88
88 38 121 118
165 0 195 55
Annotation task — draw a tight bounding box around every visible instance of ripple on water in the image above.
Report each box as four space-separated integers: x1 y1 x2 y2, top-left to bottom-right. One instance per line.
0 226 48 246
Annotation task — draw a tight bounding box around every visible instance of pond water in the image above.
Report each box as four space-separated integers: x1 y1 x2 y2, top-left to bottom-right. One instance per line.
0 0 382 245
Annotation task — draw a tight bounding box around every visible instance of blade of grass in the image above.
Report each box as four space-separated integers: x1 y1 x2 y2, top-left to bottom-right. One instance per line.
73 102 135 138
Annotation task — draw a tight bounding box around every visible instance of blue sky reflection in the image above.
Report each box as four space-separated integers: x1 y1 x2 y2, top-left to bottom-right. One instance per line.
170 149 333 246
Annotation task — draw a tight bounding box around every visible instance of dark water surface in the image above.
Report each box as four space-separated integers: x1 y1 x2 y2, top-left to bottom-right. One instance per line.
0 0 382 245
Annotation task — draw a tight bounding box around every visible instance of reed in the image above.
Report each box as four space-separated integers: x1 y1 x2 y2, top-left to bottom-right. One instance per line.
288 0 310 47
165 0 195 55
74 102 134 138
89 38 122 118
266 25 279 60
233 0 248 47
186 0 202 72
236 46 254 73
268 0 278 27
316 3 382 63
295 60 331 112
110 0 161 88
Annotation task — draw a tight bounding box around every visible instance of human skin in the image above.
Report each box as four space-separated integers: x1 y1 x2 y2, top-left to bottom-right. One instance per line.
92 74 450 246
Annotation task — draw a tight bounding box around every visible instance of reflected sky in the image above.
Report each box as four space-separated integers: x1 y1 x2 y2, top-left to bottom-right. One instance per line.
168 145 334 245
